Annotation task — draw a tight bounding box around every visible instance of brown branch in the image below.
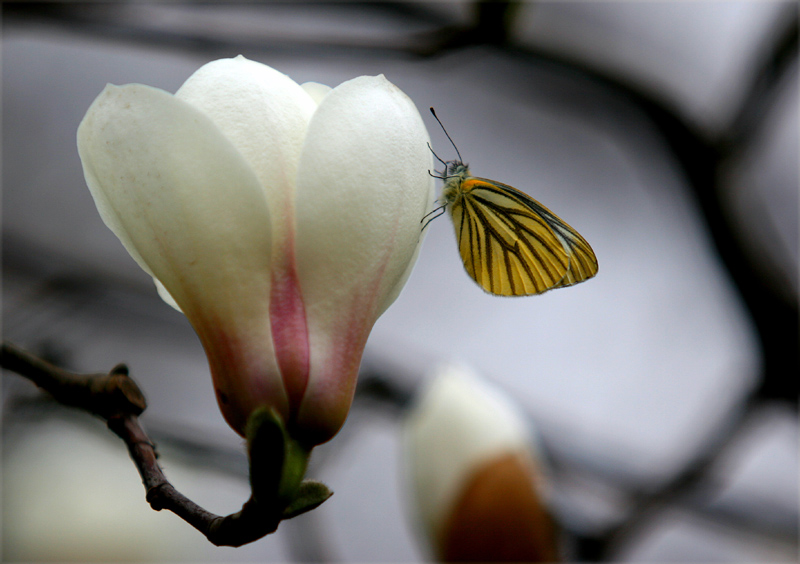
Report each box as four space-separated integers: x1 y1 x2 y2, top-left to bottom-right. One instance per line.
1 342 146 419
0 341 294 547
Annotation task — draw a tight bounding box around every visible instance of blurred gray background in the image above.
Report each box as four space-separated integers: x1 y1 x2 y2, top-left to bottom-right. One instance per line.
2 2 797 562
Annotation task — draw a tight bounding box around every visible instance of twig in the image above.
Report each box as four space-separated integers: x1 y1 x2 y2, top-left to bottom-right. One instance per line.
0 341 290 546
0 342 146 419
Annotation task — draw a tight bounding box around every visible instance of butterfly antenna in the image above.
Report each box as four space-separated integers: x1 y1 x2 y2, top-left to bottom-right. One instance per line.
430 107 463 163
427 142 448 168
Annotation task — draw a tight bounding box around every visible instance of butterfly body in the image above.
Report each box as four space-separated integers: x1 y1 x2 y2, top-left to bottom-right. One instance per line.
438 158 598 297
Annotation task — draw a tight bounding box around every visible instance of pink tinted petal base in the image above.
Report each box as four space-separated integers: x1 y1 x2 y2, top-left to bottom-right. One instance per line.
200 319 289 436
296 258 389 446
270 255 311 419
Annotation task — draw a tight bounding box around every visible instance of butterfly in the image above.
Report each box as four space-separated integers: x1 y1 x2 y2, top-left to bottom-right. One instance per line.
424 108 598 296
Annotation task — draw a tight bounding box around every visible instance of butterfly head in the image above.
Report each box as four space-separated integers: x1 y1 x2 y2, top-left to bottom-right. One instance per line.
427 108 470 207
444 160 469 180
428 108 470 185
440 160 470 206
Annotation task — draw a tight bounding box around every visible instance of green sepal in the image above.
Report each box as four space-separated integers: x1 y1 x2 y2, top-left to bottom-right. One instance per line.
281 480 334 520
245 407 286 506
245 407 312 510
278 427 310 503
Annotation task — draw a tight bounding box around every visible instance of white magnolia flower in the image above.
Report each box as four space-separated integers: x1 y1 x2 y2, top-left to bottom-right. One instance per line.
405 363 559 561
78 56 434 447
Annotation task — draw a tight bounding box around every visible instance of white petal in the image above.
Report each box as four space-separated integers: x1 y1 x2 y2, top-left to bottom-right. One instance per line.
154 278 182 312
301 81 333 105
292 74 434 437
175 56 317 245
296 74 433 318
77 82 275 348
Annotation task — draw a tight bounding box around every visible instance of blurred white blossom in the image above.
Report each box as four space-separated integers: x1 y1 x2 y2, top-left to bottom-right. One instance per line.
405 362 560 561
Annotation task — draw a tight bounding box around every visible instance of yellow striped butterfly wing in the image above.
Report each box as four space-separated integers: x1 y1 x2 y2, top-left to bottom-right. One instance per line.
447 175 598 296
476 179 599 288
